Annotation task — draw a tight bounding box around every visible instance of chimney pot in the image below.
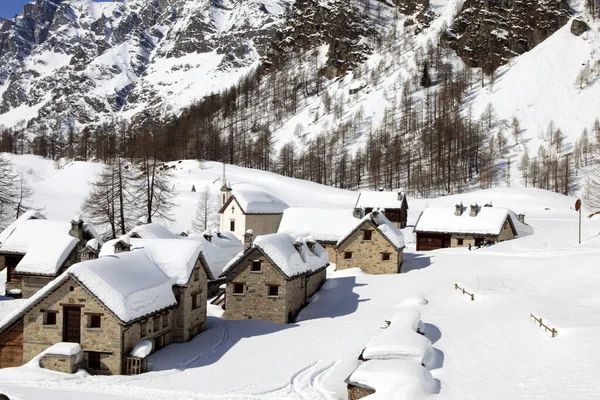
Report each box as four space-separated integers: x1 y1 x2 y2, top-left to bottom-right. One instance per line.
243 229 254 250
455 202 463 216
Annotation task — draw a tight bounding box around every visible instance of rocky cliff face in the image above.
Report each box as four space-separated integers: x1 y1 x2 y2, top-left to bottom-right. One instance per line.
442 0 571 71
0 0 291 132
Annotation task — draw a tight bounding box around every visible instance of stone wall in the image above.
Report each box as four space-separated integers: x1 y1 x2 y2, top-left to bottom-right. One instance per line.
39 352 84 374
223 249 289 323
23 277 123 375
245 214 283 238
306 268 326 298
318 242 337 265
123 311 174 360
285 276 305 323
450 235 476 248
335 221 402 274
172 261 208 343
498 218 516 242
21 275 53 298
348 384 375 399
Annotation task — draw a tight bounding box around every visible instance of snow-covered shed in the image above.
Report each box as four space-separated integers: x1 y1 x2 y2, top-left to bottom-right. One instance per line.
277 207 358 261
413 203 533 251
0 250 178 374
354 191 409 228
220 232 328 323
218 188 289 241
0 216 103 298
335 210 406 275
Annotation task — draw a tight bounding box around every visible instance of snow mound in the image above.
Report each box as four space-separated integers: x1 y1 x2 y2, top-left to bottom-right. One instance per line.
131 340 153 359
398 297 429 307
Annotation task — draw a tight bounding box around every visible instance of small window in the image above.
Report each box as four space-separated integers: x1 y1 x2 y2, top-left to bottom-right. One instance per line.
363 230 373 240
69 286 75 292
192 292 202 309
154 316 160 332
344 251 353 260
233 283 244 295
267 285 279 297
457 238 464 246
381 252 391 261
230 220 235 231
44 311 57 325
222 193 225 204
251 260 262 272
89 314 101 328
141 320 148 336
194 267 200 281
162 313 169 328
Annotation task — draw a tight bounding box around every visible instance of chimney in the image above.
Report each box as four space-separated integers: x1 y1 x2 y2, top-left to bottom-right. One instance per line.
69 216 84 240
517 213 525 224
371 209 381 225
293 237 303 254
203 230 213 242
353 207 363 219
306 236 316 253
469 203 479 217
115 235 131 253
455 202 463 216
243 229 254 250
397 191 404 201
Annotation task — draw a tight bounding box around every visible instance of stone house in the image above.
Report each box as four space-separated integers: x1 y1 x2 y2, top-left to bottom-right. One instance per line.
0 239 215 373
413 203 533 251
354 191 409 228
335 210 405 274
0 215 102 298
277 207 358 263
218 185 289 241
220 232 328 324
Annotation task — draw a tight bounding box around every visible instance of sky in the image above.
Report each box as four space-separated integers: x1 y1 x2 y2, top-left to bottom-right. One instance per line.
0 0 32 18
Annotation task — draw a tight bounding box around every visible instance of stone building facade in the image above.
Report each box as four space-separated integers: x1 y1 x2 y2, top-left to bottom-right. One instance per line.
172 259 209 342
335 213 405 275
221 234 328 324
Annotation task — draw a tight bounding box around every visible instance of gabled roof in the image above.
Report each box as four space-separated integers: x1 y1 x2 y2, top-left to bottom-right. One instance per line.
218 190 289 215
278 208 358 243
413 206 533 237
185 234 237 280
0 210 46 245
221 233 328 280
0 250 177 333
336 211 405 250
354 191 409 210
129 223 179 239
0 219 94 276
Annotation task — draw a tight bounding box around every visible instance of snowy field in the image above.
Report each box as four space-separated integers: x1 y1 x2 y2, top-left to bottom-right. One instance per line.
1 155 600 399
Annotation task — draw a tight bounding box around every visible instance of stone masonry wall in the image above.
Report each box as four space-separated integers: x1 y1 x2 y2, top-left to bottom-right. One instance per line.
172 260 208 343
245 214 283 237
23 277 123 375
286 275 305 323
21 275 53 298
223 249 289 323
39 352 83 373
318 242 337 266
348 384 376 399
335 221 402 274
498 218 516 242
306 268 326 298
123 310 174 359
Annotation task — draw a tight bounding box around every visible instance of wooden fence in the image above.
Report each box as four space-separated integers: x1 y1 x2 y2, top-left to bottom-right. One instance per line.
530 313 558 338
454 283 475 301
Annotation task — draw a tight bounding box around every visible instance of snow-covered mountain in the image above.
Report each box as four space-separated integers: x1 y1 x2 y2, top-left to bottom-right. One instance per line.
0 0 290 131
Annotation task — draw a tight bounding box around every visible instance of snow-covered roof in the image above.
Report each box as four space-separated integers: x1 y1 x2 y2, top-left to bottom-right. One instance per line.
337 210 405 250
208 231 244 257
347 360 439 399
69 251 177 323
129 223 179 239
221 233 328 279
225 190 289 214
133 238 215 284
278 208 359 242
185 235 234 279
0 220 80 276
355 191 408 209
414 205 533 236
0 210 46 245
363 312 435 368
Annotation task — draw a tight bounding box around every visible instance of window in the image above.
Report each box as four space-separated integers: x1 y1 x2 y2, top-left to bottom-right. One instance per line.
88 314 101 328
230 220 235 231
363 230 373 240
344 251 353 259
163 313 169 328
233 283 244 295
192 292 202 309
44 311 57 325
141 320 148 336
457 238 464 246
231 206 235 214
194 267 200 281
222 193 225 204
251 260 261 272
381 252 391 261
154 316 160 332
88 352 101 370
267 285 279 297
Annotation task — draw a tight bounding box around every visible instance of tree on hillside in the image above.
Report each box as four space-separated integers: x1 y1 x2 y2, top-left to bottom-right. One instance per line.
585 161 600 217
192 185 219 233
420 62 432 88
511 116 520 145
82 158 137 239
133 157 176 224
0 155 35 227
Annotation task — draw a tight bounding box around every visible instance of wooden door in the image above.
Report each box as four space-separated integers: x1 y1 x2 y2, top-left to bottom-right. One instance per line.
0 321 23 368
63 307 81 343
